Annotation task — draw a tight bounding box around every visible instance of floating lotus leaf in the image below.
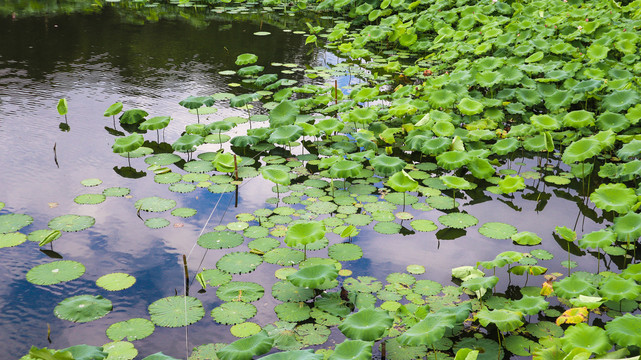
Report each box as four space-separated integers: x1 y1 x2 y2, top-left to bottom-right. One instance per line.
398 312 456 346
511 231 542 246
530 115 560 131
457 98 484 115
436 151 470 170
148 296 204 327
179 95 214 110
553 274 597 300
425 195 459 210
284 221 325 247
338 308 393 341
106 318 155 341
315 118 344 135
598 275 640 302
476 308 523 332
370 155 406 176
560 323 611 355
261 168 291 186
272 280 315 302
217 252 263 275
264 248 305 266
596 111 630 132
287 264 338 289
172 134 204 153
439 213 478 229
217 281 264 302
0 232 25 248
590 183 636 214
561 138 602 164
373 221 402 234
211 302 257 325
142 352 180 359
526 321 563 339
410 219 438 232
602 89 640 113
329 340 373 360
269 125 303 145
330 160 363 179
139 116 170 131
96 272 136 291
491 138 519 156
112 133 144 154
135 197 175 212
26 260 85 285
613 212 641 240
197 230 243 249
269 100 300 127
74 194 106 205
274 302 311 322
55 295 112 323
328 243 363 261
119 109 148 124
617 139 641 161
217 331 273 360
605 313 641 348
197 268 232 289
478 222 517 239
48 214 95 232
0 214 33 234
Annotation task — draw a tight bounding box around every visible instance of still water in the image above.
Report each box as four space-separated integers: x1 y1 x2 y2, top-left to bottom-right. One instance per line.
0 4 611 359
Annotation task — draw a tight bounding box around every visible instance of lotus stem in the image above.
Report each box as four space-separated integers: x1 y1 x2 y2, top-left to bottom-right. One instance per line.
127 152 131 167
112 115 116 128
432 344 437 360
567 242 571 276
156 130 160 143
196 108 200 124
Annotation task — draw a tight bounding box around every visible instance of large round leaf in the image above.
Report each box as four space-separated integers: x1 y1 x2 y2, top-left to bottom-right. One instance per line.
388 170 418 192
172 134 204 153
284 221 325 247
106 318 155 341
370 155 406 176
287 264 338 289
48 214 95 232
329 340 373 360
139 116 170 131
560 323 611 355
605 313 641 348
613 212 641 240
217 331 273 360
476 308 523 332
0 213 33 233
561 138 602 164
148 296 204 327
26 260 85 285
590 183 637 214
55 295 112 323
269 125 303 145
338 308 393 341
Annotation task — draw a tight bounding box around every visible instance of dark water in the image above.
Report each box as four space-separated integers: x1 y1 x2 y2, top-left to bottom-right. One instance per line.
0 4 613 359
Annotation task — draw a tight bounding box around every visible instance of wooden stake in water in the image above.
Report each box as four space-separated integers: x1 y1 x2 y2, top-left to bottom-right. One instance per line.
182 254 189 296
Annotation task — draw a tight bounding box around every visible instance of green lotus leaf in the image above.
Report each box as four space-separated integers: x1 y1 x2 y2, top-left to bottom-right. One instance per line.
0 213 32 234
338 308 393 341
328 243 363 261
510 295 548 315
135 197 176 212
462 276 499 295
48 214 95 232
578 229 616 250
590 183 637 214
561 323 611 355
329 339 373 360
26 260 85 286
235 53 258 66
104 102 123 117
139 116 170 131
561 138 602 164
259 349 322 360
119 109 148 124
479 222 517 239
237 65 264 76
217 281 264 302
55 295 112 323
457 98 484 116
491 138 519 156
172 134 204 153
617 139 641 161
179 95 214 110
605 313 641 348
348 108 378 124
428 89 457 108
148 296 204 327
197 268 232 288
197 230 243 249
440 175 474 190
439 213 478 229
106 318 155 341
432 121 455 137
553 274 597 300
217 252 263 275
231 135 260 147
211 302 257 325
398 312 456 346
315 118 344 135
274 302 311 322
596 111 630 132
217 331 273 360
544 89 573 111
255 73 277 87
526 321 563 339
269 100 300 127
498 175 525 194
622 263 641 282
0 232 25 248
436 151 470 170
269 125 303 145
142 352 180 359
530 115 560 131
370 155 406 176
330 160 363 179
476 308 523 332
271 280 315 302
284 221 325 247
74 194 106 205
562 110 595 128
261 168 291 186
613 212 641 240
602 90 640 113
112 133 144 154
421 137 451 156
287 264 338 289
229 94 256 108
410 219 438 232
387 170 418 192
96 272 136 291
511 231 542 246
598 275 640 302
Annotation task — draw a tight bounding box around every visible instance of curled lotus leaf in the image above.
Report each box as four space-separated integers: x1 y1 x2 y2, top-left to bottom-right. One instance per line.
112 133 144 154
330 160 363 179
613 212 641 240
421 137 451 156
492 138 519 155
231 135 260 147
462 276 499 294
561 138 602 164
139 116 170 131
598 275 640 302
511 231 542 246
397 312 456 346
261 168 290 186
601 89 640 113
530 114 560 131
605 313 641 348
387 170 418 192
172 134 204 153
217 331 273 360
596 111 630 133
119 109 148 124
235 53 258 65
468 158 495 179
260 350 323 360
553 274 597 300
287 264 338 289
457 98 484 115
563 110 595 128
498 175 525 194
476 308 523 332
616 139 641 161
440 175 474 190
315 118 344 134
329 339 373 360
179 95 214 110
269 100 300 127
370 155 406 176
578 229 616 250
268 125 303 145
104 102 123 117
589 183 637 214
436 151 470 170
510 296 549 315
560 323 611 355
338 308 393 341
284 221 325 247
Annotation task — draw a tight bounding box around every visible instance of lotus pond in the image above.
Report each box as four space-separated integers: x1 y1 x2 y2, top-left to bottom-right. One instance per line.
2 0 641 359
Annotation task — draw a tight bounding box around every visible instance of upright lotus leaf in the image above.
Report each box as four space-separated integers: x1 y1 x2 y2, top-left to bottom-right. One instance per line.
441 176 473 190
561 138 602 164
338 308 393 341
388 170 418 192
462 276 499 298
602 90 640 113
212 153 235 173
348 108 378 125
269 100 300 127
315 118 344 135
492 138 519 155
569 295 604 310
172 134 204 153
563 110 595 129
560 323 611 355
511 231 542 246
617 139 641 161
268 125 303 145
530 115 560 131
56 98 68 116
457 98 484 115
119 109 148 125
112 133 144 154
330 160 363 179
397 312 456 346
578 229 616 249
468 158 495 179
284 221 325 247
230 135 260 148
179 95 214 110
217 331 273 360
139 116 171 140
230 94 256 108
370 155 406 176
421 137 451 156
476 308 523 332
235 53 258 65
104 102 123 117
261 168 290 186
329 340 373 360
510 295 549 315
498 175 525 194
436 151 470 170
207 121 237 144
605 313 641 348
287 264 338 289
553 274 597 300
259 350 322 360
613 212 641 241
598 275 640 302
597 112 630 132
590 183 637 214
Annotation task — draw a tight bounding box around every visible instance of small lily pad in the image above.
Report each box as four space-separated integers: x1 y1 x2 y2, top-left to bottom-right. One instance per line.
96 273 136 291
171 207 197 218
264 248 305 266
216 252 263 274
198 231 244 249
230 322 262 338
135 197 176 212
48 214 95 232
74 194 106 205
478 222 517 239
145 218 170 229
106 318 155 341
81 178 103 187
103 187 131 197
439 213 478 229
26 260 86 285
410 220 438 232
407 265 426 274
328 243 363 261
274 302 311 322
0 232 27 248
373 222 402 234
55 295 112 323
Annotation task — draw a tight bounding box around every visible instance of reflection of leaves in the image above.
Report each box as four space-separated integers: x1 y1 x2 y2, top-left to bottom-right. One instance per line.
435 228 466 241
551 233 585 257
113 166 146 179
497 198 522 212
104 127 125 137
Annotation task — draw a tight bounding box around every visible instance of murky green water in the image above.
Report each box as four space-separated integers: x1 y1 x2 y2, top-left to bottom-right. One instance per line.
0 3 615 359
